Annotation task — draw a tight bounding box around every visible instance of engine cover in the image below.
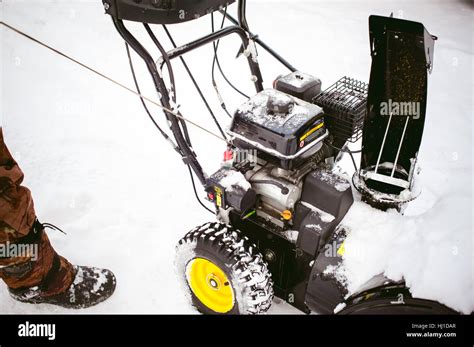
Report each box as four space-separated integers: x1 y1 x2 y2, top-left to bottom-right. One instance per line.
229 89 328 170
294 170 354 256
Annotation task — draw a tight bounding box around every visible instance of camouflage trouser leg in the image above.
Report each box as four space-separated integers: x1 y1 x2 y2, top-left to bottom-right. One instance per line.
0 128 74 296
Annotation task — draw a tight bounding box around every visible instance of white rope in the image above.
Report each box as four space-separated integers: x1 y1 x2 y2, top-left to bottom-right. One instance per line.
0 21 227 143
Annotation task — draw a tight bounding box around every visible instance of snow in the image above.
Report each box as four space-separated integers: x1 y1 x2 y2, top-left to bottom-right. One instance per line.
301 201 336 223
323 264 347 287
1 0 472 315
313 170 351 192
278 71 321 89
176 240 198 307
235 88 323 135
284 229 299 243
333 302 346 314
217 169 251 191
305 224 322 231
340 197 473 313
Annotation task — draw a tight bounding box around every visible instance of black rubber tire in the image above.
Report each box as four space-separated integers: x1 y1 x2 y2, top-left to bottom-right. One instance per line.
175 222 274 315
338 297 459 315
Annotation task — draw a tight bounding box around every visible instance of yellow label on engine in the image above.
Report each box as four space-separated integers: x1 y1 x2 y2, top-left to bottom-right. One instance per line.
300 122 324 142
214 187 223 207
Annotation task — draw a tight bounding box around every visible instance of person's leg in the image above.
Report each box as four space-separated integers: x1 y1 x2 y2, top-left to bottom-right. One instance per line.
0 128 74 294
0 128 115 308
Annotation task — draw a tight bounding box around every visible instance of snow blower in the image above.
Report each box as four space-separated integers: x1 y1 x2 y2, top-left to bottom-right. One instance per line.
102 0 457 314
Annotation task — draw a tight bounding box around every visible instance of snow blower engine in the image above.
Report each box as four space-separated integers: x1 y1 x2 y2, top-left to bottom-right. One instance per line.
103 0 456 315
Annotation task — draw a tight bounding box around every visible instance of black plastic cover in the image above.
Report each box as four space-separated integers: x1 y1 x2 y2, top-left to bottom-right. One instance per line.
275 71 322 102
294 170 353 256
304 227 347 314
103 0 236 24
230 89 326 166
361 15 436 177
208 168 256 213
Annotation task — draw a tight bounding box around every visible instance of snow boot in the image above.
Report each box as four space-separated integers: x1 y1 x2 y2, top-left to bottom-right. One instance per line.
9 265 116 309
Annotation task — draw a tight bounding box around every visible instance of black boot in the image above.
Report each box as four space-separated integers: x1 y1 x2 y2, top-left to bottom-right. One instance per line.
9 265 116 309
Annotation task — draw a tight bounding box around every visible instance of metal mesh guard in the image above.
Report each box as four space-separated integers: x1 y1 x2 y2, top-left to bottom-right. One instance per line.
313 77 368 143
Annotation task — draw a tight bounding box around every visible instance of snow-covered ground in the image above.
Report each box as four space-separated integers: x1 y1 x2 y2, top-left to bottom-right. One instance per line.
1 0 472 314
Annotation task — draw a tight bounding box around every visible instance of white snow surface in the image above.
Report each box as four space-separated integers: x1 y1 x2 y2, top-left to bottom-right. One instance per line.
1 0 472 314
218 169 251 191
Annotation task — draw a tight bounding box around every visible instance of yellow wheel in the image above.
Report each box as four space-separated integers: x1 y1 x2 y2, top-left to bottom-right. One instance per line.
187 258 234 313
176 222 274 315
